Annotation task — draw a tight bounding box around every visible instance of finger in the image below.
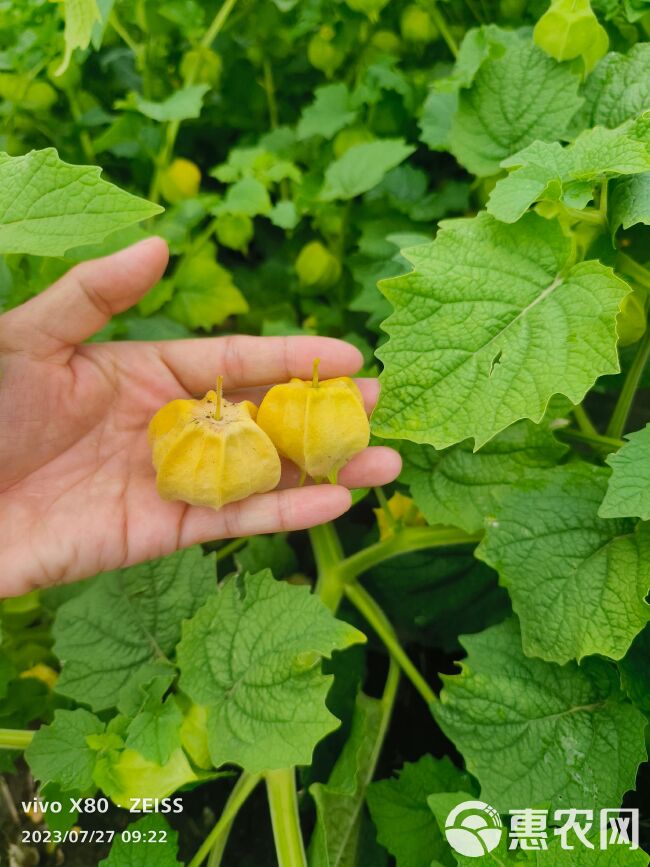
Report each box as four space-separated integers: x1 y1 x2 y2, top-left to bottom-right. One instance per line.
157 334 364 392
228 377 380 413
277 446 401 490
179 485 352 547
1 237 169 359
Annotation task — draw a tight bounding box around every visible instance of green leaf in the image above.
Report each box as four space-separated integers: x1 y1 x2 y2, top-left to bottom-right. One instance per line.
575 44 650 130
366 755 475 867
53 548 216 711
165 249 248 330
448 38 582 177
94 746 197 807
610 172 650 235
308 694 383 867
488 116 650 223
320 140 415 201
57 0 101 74
214 177 272 217
121 85 210 122
477 463 650 663
26 709 104 793
99 814 181 866
372 212 628 450
600 424 650 519
0 149 162 256
433 618 648 812
124 695 183 766
297 83 357 140
400 420 567 533
269 200 299 229
177 570 366 773
419 91 457 152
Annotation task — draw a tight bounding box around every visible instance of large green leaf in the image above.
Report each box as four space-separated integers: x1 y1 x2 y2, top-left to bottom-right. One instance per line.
366 755 475 867
575 45 650 129
165 248 248 330
53 548 216 711
448 38 582 176
320 140 415 201
488 116 650 223
177 570 365 772
433 618 647 813
600 424 650 519
373 213 628 449
26 709 104 794
399 420 567 533
477 464 650 663
0 149 162 256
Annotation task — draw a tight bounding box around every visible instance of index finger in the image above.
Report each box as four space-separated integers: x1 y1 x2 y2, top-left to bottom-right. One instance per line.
155 334 365 393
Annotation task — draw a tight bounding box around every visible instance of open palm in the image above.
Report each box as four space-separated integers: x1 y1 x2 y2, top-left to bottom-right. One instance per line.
0 238 400 597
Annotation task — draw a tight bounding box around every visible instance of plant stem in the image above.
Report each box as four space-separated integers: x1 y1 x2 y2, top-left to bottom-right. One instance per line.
599 178 609 223
344 582 436 707
149 0 240 201
65 88 95 164
337 526 482 584
109 9 140 54
564 206 605 225
555 427 624 451
215 536 247 562
426 1 459 57
572 404 598 437
616 253 650 291
309 523 345 611
606 325 650 439
265 768 307 867
0 729 33 750
187 772 261 867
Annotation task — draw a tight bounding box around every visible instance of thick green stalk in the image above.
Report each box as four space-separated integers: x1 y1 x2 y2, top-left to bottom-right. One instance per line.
572 404 599 438
309 523 345 611
555 427 623 452
607 325 650 440
187 772 261 867
344 581 436 707
337 526 482 584
0 729 33 750
265 768 308 867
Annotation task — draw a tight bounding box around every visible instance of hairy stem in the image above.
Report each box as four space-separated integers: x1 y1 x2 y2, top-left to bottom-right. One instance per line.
0 729 33 750
344 581 436 706
606 325 650 439
572 404 599 438
187 772 261 867
265 768 308 867
373 486 396 531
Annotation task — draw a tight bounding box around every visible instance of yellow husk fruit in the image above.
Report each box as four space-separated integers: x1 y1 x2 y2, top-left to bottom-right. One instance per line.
256 359 370 483
148 379 281 510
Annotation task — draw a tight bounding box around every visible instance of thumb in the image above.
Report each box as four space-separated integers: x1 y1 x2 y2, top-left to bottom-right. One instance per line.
0 237 169 359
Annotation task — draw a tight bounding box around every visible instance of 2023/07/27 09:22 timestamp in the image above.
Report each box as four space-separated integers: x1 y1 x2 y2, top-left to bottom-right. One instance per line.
20 828 169 845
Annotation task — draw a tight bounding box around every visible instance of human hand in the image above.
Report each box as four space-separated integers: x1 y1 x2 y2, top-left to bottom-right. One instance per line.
0 238 401 597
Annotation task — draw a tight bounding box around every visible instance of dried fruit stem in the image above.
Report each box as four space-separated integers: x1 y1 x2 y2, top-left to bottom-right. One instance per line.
215 375 223 421
311 358 320 388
